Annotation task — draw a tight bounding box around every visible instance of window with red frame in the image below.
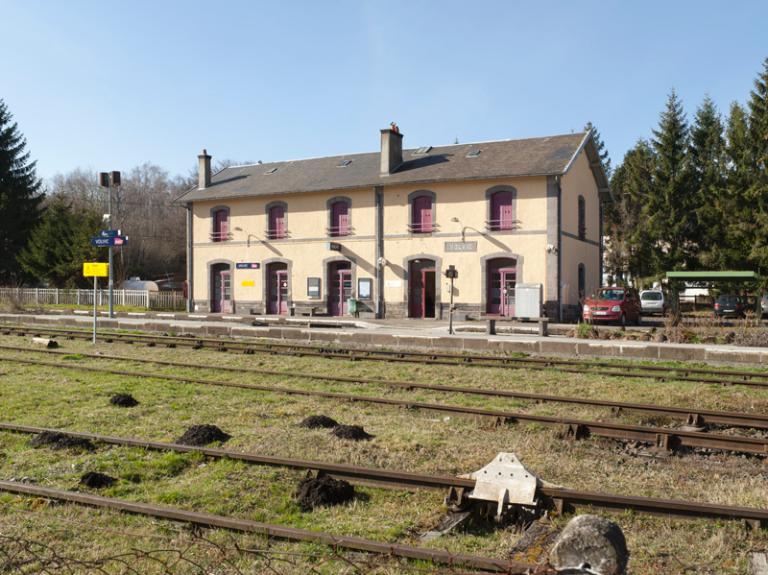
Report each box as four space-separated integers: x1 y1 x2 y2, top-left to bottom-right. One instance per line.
411 195 433 233
212 208 229 242
329 200 349 236
268 205 286 239
489 190 513 231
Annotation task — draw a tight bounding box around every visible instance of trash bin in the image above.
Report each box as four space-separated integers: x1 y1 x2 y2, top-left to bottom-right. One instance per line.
347 298 357 316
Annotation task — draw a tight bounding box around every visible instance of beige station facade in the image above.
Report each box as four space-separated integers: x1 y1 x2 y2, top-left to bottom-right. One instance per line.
179 126 611 322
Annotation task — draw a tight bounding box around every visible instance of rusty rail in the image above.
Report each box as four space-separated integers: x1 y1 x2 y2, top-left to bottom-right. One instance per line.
2 422 767 525
2 354 767 456
3 323 768 388
0 480 532 573
2 344 767 430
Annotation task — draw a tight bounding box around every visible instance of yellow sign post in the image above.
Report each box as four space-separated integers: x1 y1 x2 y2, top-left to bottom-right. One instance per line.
83 262 109 343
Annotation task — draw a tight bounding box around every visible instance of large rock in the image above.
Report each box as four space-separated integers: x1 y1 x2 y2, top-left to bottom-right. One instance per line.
549 515 628 575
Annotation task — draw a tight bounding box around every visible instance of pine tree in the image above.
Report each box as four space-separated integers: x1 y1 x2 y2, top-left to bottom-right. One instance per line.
606 140 657 283
723 102 754 270
745 59 768 273
0 99 43 282
689 96 727 268
584 121 612 177
648 90 695 273
17 194 102 287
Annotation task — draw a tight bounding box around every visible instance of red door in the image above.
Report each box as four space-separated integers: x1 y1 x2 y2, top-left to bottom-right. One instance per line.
267 264 289 314
491 191 513 230
220 271 233 313
500 268 516 317
408 261 436 318
328 262 352 316
269 205 286 239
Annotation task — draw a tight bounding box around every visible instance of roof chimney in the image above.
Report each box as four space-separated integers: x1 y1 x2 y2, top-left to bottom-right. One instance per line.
198 149 211 189
380 123 403 176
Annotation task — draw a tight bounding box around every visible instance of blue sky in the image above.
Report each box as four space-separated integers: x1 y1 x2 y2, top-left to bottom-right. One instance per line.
2 1 767 182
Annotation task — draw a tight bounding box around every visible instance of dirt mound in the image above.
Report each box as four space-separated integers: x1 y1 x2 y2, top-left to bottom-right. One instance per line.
110 393 139 407
80 471 117 489
176 424 231 446
295 472 355 511
331 425 374 441
29 432 95 451
299 415 339 429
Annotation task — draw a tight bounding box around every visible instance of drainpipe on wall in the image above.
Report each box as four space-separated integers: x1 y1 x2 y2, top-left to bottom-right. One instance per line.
556 176 563 322
185 203 194 312
374 185 384 318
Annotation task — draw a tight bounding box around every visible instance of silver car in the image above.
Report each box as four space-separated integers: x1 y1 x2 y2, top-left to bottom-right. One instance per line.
761 294 768 317
640 290 666 316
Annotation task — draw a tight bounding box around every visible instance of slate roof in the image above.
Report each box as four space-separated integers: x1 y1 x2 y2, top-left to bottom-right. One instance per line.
178 131 606 203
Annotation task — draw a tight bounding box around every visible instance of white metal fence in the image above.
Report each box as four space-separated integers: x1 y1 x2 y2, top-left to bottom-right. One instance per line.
0 287 186 311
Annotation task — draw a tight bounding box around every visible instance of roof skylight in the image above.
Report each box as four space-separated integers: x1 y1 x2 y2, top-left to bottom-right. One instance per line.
337 159 352 167
264 167 278 174
466 149 481 158
414 146 432 155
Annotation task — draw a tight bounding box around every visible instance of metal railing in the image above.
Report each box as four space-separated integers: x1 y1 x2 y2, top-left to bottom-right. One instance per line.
407 222 438 233
0 287 186 311
326 225 353 237
210 231 233 242
264 229 289 240
485 218 516 231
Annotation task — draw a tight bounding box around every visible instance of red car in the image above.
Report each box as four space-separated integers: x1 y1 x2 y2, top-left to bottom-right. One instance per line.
583 287 642 326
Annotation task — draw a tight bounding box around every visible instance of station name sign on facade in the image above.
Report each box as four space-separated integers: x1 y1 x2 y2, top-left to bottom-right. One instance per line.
444 241 478 253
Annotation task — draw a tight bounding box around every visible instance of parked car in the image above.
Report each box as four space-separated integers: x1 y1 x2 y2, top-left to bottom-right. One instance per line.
639 289 666 316
583 287 642 326
713 294 747 318
761 293 768 318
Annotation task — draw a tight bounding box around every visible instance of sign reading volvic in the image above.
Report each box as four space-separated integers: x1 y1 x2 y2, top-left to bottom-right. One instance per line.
444 241 477 252
236 262 260 269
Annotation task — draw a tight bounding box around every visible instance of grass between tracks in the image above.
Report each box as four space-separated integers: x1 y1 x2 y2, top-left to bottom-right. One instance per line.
0 334 767 574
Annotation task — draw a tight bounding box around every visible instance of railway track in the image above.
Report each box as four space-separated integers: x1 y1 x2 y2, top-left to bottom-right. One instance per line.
0 480 533 574
3 323 768 388
3 343 768 431
2 422 767 525
2 353 767 456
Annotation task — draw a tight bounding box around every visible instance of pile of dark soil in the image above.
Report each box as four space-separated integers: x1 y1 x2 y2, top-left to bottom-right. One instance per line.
299 415 339 429
80 471 116 489
331 425 374 441
176 424 231 446
109 393 139 408
29 432 95 452
294 472 355 511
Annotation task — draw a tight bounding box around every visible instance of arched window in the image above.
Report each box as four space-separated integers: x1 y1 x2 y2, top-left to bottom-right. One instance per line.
489 190 514 231
578 195 586 241
211 207 229 242
328 199 350 237
578 263 586 299
267 203 287 239
409 192 434 233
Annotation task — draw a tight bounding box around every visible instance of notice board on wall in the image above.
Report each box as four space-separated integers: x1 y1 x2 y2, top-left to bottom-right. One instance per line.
307 277 321 299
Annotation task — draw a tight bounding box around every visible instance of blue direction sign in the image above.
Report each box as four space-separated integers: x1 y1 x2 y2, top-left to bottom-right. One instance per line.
91 236 129 247
100 229 122 238
236 262 260 270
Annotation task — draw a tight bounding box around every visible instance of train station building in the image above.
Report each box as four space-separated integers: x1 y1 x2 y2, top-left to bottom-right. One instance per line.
178 125 611 321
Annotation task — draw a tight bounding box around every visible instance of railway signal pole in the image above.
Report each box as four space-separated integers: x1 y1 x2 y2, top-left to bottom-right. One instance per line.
99 171 121 318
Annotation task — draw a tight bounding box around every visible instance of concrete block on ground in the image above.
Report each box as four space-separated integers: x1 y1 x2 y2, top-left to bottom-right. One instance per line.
577 343 618 358
656 345 700 362
539 340 580 356
749 552 768 575
549 514 628 575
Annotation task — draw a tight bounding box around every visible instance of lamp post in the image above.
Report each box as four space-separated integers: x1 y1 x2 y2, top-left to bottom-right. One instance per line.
445 265 458 335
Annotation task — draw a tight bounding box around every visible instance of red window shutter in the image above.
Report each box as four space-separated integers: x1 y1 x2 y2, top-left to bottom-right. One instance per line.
491 191 512 230
214 209 228 241
332 201 349 235
412 196 432 232
270 206 285 238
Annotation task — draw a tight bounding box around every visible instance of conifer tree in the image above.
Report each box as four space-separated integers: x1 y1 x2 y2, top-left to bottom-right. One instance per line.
689 96 727 268
584 121 612 176
17 194 101 287
0 99 42 282
723 102 754 270
648 90 695 273
746 58 768 273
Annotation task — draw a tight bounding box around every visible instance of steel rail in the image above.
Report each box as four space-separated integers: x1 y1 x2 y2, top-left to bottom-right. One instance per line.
2 354 767 456
2 422 768 525
0 481 531 573
3 323 768 388
3 344 767 430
